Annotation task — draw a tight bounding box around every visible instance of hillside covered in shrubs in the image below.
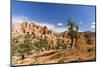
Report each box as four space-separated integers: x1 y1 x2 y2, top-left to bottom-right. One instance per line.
12 20 96 66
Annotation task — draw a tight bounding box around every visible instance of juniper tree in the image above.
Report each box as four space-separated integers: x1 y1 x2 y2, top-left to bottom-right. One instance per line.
67 19 79 48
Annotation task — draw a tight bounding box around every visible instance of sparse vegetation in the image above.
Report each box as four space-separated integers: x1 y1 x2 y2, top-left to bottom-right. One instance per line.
12 32 33 60
12 21 95 65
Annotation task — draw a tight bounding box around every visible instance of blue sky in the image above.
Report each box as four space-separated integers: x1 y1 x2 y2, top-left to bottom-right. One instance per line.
12 0 96 32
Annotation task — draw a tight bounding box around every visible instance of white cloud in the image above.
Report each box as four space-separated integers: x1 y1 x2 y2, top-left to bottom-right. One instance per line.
57 23 63 26
35 22 67 33
91 25 95 29
12 16 32 23
92 22 95 25
53 27 67 33
91 22 95 29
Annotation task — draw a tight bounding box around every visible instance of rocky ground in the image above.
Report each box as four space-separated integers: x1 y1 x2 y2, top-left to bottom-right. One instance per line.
12 39 96 66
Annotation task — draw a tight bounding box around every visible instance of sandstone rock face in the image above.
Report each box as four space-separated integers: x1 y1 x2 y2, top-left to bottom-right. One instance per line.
12 21 95 45
12 21 54 37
